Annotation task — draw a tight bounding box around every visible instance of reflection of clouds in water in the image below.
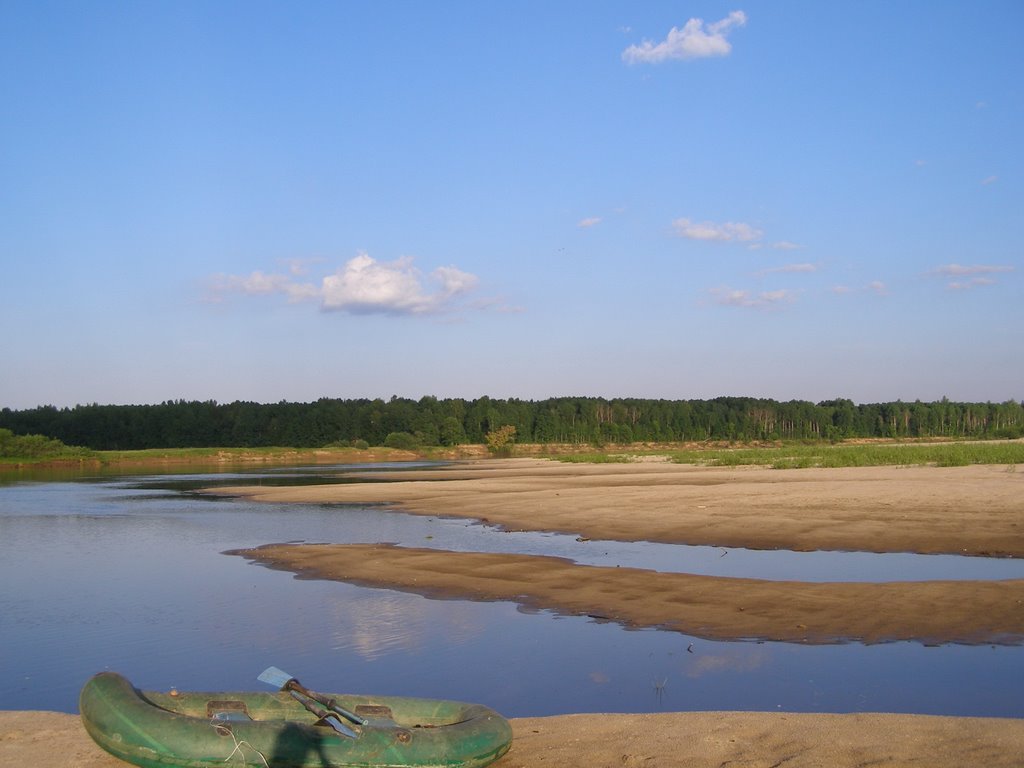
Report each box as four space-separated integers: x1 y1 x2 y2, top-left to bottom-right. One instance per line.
589 671 610 684
684 647 771 678
326 591 487 662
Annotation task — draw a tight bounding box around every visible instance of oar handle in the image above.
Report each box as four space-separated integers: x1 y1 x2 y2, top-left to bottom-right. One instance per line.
286 690 359 738
286 680 367 726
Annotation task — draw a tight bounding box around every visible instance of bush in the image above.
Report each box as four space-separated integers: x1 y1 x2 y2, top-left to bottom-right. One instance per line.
485 425 517 456
383 432 419 450
0 428 91 460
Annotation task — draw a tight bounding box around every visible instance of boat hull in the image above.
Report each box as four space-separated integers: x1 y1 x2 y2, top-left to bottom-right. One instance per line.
80 672 512 768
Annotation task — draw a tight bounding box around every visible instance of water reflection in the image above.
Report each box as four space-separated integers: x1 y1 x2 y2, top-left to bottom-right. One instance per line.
1 466 1022 720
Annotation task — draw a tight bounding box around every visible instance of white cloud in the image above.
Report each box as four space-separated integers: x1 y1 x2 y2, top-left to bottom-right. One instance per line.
948 277 996 290
929 263 1013 290
211 252 481 316
981 175 998 185
578 216 602 228
623 11 747 64
710 287 797 309
830 281 892 297
757 262 818 276
673 217 762 242
772 240 802 250
932 263 1013 277
233 270 288 295
930 264 1014 288
321 253 478 314
281 256 325 276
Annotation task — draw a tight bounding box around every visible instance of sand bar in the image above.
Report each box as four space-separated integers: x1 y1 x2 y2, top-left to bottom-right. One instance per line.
5 710 1024 768
209 460 1024 556
214 459 1024 644
229 542 1024 644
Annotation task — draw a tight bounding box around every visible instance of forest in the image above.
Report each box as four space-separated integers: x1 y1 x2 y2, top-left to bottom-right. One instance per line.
1 396 1022 451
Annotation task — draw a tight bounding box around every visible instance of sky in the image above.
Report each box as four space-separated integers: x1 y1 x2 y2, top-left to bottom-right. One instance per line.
2 1 1021 410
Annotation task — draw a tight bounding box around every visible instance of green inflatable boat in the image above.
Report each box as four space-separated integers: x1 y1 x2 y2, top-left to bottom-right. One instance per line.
80 671 512 768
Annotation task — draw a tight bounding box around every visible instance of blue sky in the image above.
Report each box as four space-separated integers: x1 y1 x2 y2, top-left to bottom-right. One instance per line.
2 1 1021 409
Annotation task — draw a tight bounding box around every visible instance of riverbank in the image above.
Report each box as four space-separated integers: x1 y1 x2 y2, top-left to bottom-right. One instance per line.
5 709 1024 767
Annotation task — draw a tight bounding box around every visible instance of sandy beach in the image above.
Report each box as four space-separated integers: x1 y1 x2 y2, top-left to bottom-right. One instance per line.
6 709 1024 767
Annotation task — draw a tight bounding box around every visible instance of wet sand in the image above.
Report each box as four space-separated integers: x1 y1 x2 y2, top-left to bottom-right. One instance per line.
228 542 1024 644
5 710 1024 768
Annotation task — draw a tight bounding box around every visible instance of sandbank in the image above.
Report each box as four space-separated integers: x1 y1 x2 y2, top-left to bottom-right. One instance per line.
209 460 1024 556
5 709 1024 768
228 543 1024 645
213 459 1024 645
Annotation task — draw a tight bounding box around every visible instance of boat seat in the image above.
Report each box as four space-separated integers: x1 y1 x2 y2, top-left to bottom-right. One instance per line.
207 700 253 721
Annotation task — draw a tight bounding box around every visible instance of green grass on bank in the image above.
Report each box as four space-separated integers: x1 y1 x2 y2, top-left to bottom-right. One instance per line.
555 440 1024 469
1 441 420 468
94 445 432 464
5 433 1022 470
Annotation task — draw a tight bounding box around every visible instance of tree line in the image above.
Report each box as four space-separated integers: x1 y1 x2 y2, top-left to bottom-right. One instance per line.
1 396 1021 451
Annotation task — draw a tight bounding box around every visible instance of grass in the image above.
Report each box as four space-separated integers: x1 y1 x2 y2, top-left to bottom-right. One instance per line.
2 443 431 470
94 445 423 465
555 440 1024 469
5 437 1021 471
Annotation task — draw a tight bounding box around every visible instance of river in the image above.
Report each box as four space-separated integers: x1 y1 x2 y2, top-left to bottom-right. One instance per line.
1 463 1021 718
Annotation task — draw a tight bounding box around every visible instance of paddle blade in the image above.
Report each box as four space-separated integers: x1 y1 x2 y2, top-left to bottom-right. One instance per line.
257 666 294 689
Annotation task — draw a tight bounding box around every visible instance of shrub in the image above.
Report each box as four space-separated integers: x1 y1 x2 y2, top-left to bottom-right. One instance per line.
383 432 419 450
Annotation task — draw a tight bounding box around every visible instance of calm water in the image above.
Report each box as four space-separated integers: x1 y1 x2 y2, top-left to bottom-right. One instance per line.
1 463 1022 719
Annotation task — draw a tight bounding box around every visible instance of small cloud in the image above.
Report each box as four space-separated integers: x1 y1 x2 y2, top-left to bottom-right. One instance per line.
470 296 525 314
980 175 998 185
710 286 797 309
211 270 318 302
210 252 482 316
914 159 928 167
929 263 1014 290
578 216 602 228
756 262 818 277
322 253 478 314
948 278 997 290
622 10 747 64
772 241 802 251
976 100 988 110
830 281 895 297
931 263 1014 277
281 256 325 276
231 270 287 295
673 217 762 243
